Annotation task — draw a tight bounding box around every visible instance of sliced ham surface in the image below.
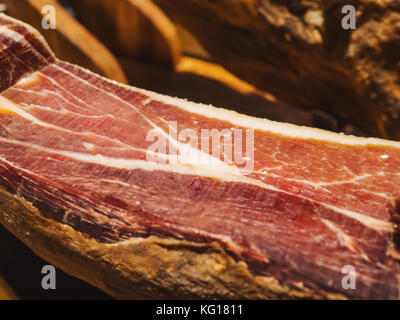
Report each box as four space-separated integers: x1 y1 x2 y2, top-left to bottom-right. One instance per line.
0 14 400 299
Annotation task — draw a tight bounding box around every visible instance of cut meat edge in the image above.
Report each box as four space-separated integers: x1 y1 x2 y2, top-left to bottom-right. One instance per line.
0 184 349 299
0 128 398 299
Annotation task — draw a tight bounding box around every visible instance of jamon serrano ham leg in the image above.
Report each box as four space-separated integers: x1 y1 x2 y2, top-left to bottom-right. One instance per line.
0 14 400 299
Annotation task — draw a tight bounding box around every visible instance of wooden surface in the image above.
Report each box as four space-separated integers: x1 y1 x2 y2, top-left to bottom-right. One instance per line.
153 0 400 140
176 56 277 103
3 0 127 83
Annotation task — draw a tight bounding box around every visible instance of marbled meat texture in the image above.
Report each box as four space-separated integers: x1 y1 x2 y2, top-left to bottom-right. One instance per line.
0 14 400 299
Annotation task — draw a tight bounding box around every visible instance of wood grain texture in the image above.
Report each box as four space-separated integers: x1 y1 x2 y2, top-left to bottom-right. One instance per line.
3 0 127 83
69 0 181 68
153 0 400 139
176 56 277 102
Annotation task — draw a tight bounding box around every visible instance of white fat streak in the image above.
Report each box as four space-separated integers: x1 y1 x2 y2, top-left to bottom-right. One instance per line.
51 64 238 170
41 153 397 232
0 95 241 177
0 95 149 153
4 83 233 170
0 94 42 121
0 95 96 135
82 142 95 151
16 73 41 86
0 66 396 233
321 219 371 262
2 135 243 183
44 64 397 232
322 204 393 232
0 95 219 169
0 17 394 241
248 172 376 188
102 179 133 188
0 13 55 61
0 125 393 234
0 154 38 178
135 87 400 148
61 61 400 148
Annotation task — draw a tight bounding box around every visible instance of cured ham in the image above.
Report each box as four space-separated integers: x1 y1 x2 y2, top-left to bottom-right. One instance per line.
0 14 400 299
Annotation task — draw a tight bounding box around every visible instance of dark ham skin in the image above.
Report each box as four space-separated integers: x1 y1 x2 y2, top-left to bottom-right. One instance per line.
0 14 400 299
0 15 54 92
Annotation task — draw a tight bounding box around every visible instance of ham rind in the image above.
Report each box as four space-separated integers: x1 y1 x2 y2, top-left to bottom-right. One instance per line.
0 14 400 299
0 15 54 92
